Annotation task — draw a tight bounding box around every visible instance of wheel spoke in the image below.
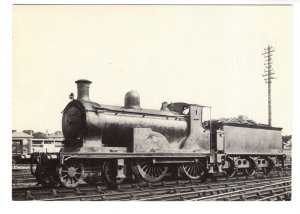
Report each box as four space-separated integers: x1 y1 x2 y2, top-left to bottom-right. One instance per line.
153 167 157 177
154 167 158 177
157 167 162 174
146 166 151 175
151 166 155 177
154 166 159 177
140 162 147 168
196 166 200 175
149 166 154 177
192 165 196 176
185 165 190 173
154 167 159 177
188 165 192 175
190 165 194 175
194 165 198 176
143 165 149 173
188 165 192 174
152 167 156 177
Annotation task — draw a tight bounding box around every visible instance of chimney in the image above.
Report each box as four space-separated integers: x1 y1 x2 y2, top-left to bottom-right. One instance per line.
75 79 92 101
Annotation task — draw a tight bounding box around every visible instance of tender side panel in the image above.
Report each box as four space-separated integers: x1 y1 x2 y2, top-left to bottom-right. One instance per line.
223 125 282 154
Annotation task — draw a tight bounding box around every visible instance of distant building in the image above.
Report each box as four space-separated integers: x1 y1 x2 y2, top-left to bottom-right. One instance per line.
46 131 64 140
12 131 33 155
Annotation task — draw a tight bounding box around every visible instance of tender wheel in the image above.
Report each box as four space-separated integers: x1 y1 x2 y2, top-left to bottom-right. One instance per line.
132 160 168 183
58 161 84 188
222 157 236 177
262 158 274 175
103 160 126 185
181 162 208 181
242 158 256 176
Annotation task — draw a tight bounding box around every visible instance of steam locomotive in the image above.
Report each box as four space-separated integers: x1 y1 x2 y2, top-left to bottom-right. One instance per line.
31 80 285 188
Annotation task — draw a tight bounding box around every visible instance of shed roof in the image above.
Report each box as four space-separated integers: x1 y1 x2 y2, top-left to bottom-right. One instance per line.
47 133 64 138
12 132 33 139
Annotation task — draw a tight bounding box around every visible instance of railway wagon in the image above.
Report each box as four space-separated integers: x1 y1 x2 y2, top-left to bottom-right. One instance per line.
13 139 63 164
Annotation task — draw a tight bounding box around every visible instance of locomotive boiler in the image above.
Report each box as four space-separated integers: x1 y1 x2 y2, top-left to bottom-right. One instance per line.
63 80 210 154
30 79 285 188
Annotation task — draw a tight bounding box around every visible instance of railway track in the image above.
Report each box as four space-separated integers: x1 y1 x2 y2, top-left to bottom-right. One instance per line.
195 179 291 201
12 170 291 201
13 172 34 180
12 170 36 187
142 178 291 201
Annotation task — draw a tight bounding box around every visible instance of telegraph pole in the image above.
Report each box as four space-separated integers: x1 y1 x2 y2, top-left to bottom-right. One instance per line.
262 45 276 126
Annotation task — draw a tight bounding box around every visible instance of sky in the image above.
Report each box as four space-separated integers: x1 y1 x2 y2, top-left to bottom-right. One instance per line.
12 5 293 134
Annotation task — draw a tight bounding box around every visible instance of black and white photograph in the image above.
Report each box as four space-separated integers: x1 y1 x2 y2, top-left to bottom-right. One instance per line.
1 1 299 210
